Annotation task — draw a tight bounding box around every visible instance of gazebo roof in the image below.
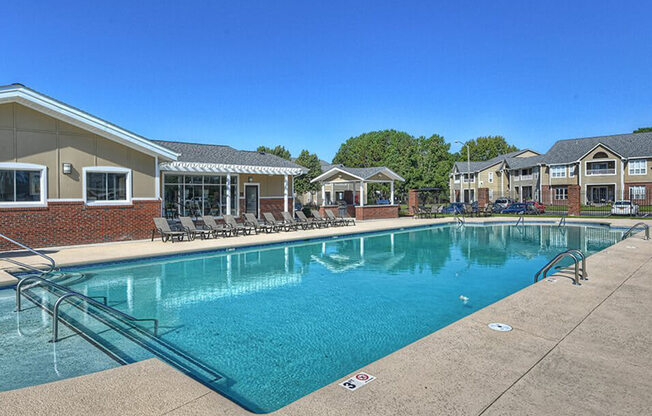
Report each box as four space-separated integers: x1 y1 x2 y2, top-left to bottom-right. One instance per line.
311 165 405 183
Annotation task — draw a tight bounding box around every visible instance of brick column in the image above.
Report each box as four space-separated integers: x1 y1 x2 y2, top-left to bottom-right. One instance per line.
568 185 581 216
477 188 490 208
408 189 419 215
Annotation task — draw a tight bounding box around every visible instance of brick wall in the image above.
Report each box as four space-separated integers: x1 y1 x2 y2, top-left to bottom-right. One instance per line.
541 185 551 204
355 205 399 220
408 189 418 215
624 182 652 202
320 205 356 218
477 188 489 208
568 185 581 216
0 200 161 251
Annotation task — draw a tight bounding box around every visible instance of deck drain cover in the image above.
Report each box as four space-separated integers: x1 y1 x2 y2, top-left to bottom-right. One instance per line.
488 323 512 332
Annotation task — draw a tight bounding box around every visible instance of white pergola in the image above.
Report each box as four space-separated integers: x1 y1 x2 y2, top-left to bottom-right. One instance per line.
311 166 405 206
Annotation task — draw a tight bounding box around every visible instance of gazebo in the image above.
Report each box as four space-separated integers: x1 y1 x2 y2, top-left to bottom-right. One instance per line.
311 166 405 220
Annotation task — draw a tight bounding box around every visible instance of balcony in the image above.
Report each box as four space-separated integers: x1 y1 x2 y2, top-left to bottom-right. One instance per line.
586 168 615 176
519 175 533 180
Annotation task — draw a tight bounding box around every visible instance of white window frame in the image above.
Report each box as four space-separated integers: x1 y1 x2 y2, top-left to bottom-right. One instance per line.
628 159 647 176
554 186 568 200
83 166 132 206
0 162 48 208
629 186 646 200
551 165 566 178
488 172 494 183
568 164 575 177
584 159 616 176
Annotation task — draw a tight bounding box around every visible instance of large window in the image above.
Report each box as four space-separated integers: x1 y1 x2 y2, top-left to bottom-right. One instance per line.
0 163 47 207
84 167 131 204
630 186 646 200
551 165 566 178
164 174 238 218
629 159 647 175
554 186 568 200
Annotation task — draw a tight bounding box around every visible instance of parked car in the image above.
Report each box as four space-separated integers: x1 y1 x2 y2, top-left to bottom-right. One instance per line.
493 198 513 211
526 200 546 214
442 202 466 215
501 202 537 215
611 200 639 216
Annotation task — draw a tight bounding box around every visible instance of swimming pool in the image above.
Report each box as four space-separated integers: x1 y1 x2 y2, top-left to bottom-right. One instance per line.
2 223 623 412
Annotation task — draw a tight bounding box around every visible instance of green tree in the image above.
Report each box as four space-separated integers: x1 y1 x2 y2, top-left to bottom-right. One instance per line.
294 150 322 194
633 127 652 133
457 136 518 162
256 145 291 160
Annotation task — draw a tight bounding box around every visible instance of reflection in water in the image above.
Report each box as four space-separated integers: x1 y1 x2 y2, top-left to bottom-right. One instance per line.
61 224 622 413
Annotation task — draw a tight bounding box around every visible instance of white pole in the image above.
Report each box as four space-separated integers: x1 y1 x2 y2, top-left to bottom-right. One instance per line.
226 173 232 215
283 174 289 212
359 181 365 207
321 184 326 205
390 181 395 205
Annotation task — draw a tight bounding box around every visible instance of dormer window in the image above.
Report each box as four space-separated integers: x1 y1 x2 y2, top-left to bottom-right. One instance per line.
593 151 609 159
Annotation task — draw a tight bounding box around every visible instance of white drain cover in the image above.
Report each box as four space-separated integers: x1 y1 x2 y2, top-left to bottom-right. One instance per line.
488 323 512 332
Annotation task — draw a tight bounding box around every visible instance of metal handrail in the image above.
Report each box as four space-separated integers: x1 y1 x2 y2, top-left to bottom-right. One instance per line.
565 249 589 281
454 212 465 225
558 214 567 227
621 222 650 240
534 250 584 285
52 292 158 342
0 232 56 275
515 216 525 226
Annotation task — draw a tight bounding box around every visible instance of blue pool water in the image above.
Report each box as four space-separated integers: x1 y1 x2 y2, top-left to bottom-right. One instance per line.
1 224 623 412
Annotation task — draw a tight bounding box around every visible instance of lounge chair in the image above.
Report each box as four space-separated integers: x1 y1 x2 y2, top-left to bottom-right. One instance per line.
263 212 296 231
296 210 323 228
224 214 255 235
282 211 311 230
152 218 186 242
325 209 348 226
202 215 232 237
179 216 213 240
244 213 276 233
337 210 356 226
310 209 333 227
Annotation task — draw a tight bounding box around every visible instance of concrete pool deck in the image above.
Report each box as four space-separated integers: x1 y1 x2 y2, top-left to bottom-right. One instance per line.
0 217 650 415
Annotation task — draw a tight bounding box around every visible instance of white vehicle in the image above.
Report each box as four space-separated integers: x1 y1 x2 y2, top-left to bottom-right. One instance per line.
611 200 639 216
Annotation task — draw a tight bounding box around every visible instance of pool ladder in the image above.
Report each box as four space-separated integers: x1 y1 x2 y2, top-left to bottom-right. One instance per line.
515 216 525 226
534 249 588 286
454 212 465 226
621 222 650 240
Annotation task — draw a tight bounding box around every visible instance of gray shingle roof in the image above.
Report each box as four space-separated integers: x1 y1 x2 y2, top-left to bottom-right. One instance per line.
542 132 652 164
454 150 535 173
153 140 306 170
505 154 546 169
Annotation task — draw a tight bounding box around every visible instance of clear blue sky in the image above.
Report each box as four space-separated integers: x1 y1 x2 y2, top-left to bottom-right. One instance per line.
3 1 651 161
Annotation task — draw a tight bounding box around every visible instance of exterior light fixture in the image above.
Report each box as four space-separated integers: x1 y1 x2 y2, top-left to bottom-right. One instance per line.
62 163 72 174
248 176 253 182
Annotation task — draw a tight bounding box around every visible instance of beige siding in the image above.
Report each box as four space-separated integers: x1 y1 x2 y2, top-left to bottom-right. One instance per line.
581 145 621 186
515 150 539 158
624 158 652 182
546 164 578 186
0 103 157 199
238 174 292 197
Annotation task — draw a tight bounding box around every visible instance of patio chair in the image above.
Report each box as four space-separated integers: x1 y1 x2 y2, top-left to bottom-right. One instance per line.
310 209 333 227
202 215 232 237
337 210 356 226
296 210 323 228
224 214 255 235
244 213 276 233
482 204 494 217
151 218 186 242
282 211 310 230
179 216 213 240
325 209 348 226
263 212 296 231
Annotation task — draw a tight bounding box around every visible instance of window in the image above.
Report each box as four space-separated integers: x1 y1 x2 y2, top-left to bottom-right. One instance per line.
488 172 494 183
84 167 131 204
568 164 575 177
489 189 494 200
554 186 568 200
0 163 47 207
551 165 566 178
593 151 609 159
164 174 238 217
586 160 615 175
630 186 646 200
520 168 533 179
629 159 647 175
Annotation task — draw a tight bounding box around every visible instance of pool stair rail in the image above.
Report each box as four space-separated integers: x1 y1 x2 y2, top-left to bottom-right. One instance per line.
0 232 57 276
454 212 465 226
534 249 588 286
621 222 650 240
515 216 525 227
558 214 567 227
15 274 225 387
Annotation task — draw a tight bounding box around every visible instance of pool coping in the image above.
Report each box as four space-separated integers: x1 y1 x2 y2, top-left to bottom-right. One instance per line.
0 217 651 415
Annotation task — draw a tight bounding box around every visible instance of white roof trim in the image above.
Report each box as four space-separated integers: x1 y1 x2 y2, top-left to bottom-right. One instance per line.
575 142 624 162
0 84 178 161
311 166 405 183
160 161 305 175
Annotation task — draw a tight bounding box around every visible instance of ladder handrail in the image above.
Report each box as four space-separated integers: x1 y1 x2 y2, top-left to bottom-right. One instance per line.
515 216 525 226
0 232 56 275
454 211 465 225
621 222 650 240
53 292 158 342
534 249 584 285
558 214 567 227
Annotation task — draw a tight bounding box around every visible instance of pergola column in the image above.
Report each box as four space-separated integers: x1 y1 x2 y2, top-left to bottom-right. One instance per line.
390 181 395 205
283 174 289 212
226 173 232 215
359 181 364 207
321 184 326 205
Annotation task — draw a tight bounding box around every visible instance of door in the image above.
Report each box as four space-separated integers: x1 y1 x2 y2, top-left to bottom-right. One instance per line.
244 184 259 218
